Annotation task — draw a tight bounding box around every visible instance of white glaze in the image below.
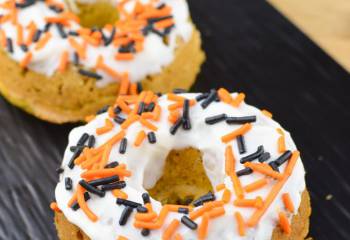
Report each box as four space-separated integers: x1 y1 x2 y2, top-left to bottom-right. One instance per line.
55 93 306 240
0 0 193 87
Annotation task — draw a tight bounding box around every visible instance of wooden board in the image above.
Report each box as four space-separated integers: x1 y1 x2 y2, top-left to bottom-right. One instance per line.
268 0 350 72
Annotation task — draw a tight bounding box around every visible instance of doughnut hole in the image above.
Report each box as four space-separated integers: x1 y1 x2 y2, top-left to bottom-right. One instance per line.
68 1 119 28
147 148 214 205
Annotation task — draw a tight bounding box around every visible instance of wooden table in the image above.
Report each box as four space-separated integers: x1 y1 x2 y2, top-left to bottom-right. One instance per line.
269 0 350 72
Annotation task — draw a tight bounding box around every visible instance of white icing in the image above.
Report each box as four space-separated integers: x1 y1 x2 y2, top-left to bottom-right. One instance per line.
55 93 306 240
0 0 193 87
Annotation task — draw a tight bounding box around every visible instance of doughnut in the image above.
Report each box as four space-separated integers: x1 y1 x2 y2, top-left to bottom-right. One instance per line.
53 88 311 239
0 0 204 123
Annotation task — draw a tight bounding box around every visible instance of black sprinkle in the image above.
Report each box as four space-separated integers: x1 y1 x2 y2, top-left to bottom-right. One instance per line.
68 31 79 36
79 180 105 197
43 23 52 32
33 29 42 43
182 99 191 130
196 93 209 102
105 161 119 168
201 89 217 109
274 150 292 166
104 27 116 46
236 167 253 177
240 145 264 164
237 135 246 154
68 147 83 169
205 113 227 125
16 1 35 8
49 5 63 13
136 206 148 213
6 38 13 53
119 206 133 226
116 198 142 208
56 167 64 174
142 193 150 204
226 116 257 124
178 207 189 214
97 105 109 115
87 135 96 148
137 82 143 93
69 145 84 153
157 3 166 9
56 23 67 38
114 116 126 125
73 52 79 65
72 192 90 211
20 44 28 52
119 138 128 154
101 181 126 191
172 88 187 94
170 117 183 135
148 15 173 24
181 216 198 230
77 133 89 146
141 229 150 236
114 106 122 114
137 102 145 115
269 162 280 172
65 177 73 190
78 69 102 80
145 102 155 112
193 192 215 207
147 132 157 144
88 175 119 187
258 152 271 162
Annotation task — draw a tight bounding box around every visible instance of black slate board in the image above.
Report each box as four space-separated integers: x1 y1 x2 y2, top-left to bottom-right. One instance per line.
0 1 349 239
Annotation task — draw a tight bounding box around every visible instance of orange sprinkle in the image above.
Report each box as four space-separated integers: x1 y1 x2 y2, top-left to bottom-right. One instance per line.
117 236 128 240
261 109 273 118
134 130 146 146
121 114 139 129
233 197 263 209
81 33 100 46
198 213 209 239
81 167 132 179
96 118 114 135
103 130 126 148
96 55 121 80
67 193 78 207
152 105 161 121
189 203 213 220
129 83 138 95
35 32 52 50
85 115 96 122
116 52 134 61
139 118 158 131
162 219 180 240
277 136 286 153
25 21 37 45
68 37 86 59
0 29 6 47
77 186 98 222
154 18 174 29
221 188 231 203
231 93 245 107
167 93 186 102
112 189 128 199
246 151 300 227
144 91 154 104
168 110 180 124
234 212 245 236
142 112 154 119
50 202 61 212
244 162 284 180
20 52 33 68
168 99 196 111
282 193 295 213
230 173 244 199
174 233 183 240
119 74 130 95
278 212 291 235
16 24 23 45
208 207 225 218
58 51 69 73
221 123 252 143
108 106 115 118
215 183 226 192
225 145 235 175
135 212 158 221
117 98 132 114
217 88 232 103
99 144 112 169
244 178 268 193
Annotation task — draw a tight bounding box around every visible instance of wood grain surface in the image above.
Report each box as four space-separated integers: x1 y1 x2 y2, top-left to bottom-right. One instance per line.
268 0 350 72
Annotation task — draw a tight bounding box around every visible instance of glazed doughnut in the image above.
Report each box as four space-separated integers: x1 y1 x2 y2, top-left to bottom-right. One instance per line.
0 0 204 123
53 88 310 240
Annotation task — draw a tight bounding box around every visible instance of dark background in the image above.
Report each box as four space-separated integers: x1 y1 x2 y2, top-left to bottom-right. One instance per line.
0 1 349 239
